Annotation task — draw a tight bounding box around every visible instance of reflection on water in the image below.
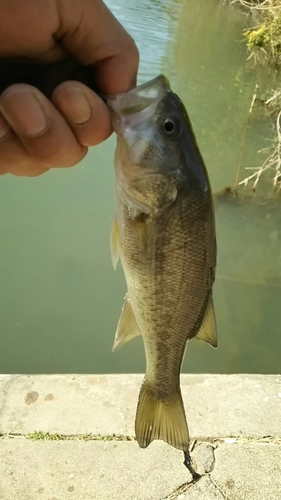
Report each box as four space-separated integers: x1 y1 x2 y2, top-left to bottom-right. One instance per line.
108 0 182 82
0 0 280 374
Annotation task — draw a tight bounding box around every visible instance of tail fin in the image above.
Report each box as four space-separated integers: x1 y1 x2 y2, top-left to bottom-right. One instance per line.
135 380 189 451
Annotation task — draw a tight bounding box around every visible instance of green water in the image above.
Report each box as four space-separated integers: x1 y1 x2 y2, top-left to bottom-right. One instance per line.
0 0 280 374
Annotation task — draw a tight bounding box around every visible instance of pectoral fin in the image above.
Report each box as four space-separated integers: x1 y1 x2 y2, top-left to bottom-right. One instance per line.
195 295 217 348
130 214 149 253
110 218 120 270
112 297 142 351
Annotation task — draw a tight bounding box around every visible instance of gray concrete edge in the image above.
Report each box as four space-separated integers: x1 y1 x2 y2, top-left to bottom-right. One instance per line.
0 374 280 439
0 374 280 500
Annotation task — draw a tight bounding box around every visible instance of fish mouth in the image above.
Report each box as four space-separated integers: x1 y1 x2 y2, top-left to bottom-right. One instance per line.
107 74 170 122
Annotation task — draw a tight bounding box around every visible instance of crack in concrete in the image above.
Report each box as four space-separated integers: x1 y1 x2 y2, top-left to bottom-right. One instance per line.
0 431 135 441
159 436 281 500
1 431 280 500
209 476 232 500
161 474 232 500
211 436 281 446
0 432 280 443
161 479 194 500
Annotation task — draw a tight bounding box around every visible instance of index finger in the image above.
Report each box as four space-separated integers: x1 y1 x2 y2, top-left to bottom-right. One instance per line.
56 0 139 94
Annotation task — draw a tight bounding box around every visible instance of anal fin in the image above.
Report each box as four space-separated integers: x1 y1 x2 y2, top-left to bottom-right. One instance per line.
112 296 142 351
195 295 217 348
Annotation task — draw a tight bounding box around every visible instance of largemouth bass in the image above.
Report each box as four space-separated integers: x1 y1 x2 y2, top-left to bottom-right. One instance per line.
107 75 217 454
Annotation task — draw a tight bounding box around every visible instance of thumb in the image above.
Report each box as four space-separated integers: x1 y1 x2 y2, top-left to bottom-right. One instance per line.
55 0 139 94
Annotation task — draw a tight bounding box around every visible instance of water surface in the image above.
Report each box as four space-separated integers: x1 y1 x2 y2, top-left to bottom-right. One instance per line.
0 0 280 374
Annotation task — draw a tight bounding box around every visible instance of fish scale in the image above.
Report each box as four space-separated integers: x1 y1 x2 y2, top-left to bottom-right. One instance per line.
119 190 211 389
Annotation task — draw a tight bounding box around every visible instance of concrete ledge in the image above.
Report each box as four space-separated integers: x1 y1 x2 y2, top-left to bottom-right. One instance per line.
0 374 280 500
0 439 280 500
0 374 280 437
0 440 189 500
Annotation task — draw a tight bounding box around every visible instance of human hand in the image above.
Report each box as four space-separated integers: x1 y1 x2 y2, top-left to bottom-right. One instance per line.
0 0 139 176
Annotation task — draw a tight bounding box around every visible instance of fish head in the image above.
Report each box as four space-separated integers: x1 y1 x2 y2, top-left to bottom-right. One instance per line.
107 75 208 217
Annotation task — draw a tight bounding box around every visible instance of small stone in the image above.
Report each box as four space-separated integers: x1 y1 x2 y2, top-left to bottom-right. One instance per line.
192 443 215 474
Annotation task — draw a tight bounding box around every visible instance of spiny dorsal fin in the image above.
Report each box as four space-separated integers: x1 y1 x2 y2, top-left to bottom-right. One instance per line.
110 218 119 270
195 295 217 348
135 380 189 451
112 296 142 351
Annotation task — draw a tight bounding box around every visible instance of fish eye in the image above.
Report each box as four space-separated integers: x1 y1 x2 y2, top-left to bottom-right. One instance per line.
163 117 179 136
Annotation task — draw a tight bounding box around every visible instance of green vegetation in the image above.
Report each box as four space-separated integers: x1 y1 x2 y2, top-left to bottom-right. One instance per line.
227 1 281 195
232 1 281 69
245 14 281 68
0 431 135 441
26 431 134 441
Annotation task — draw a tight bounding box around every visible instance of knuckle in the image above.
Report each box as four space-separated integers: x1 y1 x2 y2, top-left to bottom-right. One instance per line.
21 127 87 168
123 36 139 69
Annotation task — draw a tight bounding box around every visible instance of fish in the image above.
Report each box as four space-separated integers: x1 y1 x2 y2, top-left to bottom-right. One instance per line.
107 75 217 454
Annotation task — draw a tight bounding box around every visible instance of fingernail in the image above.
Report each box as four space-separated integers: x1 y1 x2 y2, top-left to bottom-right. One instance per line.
1 89 48 137
0 113 10 139
54 87 92 125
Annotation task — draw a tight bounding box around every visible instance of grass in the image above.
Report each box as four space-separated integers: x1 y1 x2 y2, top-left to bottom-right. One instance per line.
1 432 280 444
0 431 135 442
222 3 281 195
27 431 135 441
